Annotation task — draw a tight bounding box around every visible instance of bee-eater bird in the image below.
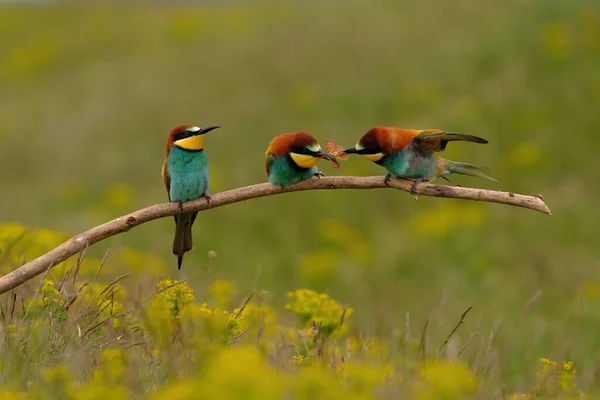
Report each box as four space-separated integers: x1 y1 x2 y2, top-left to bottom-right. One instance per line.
162 124 220 270
265 132 340 186
344 127 497 196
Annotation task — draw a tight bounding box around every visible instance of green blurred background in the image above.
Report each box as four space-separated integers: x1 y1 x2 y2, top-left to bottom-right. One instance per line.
1 0 600 393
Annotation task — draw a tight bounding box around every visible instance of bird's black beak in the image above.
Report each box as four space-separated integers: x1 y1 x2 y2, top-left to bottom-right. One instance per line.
198 125 221 135
343 147 358 154
313 150 340 167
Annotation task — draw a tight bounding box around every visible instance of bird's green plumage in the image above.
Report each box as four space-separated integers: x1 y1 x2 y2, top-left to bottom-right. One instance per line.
380 150 437 179
380 149 496 182
267 154 318 186
167 146 210 202
166 145 210 269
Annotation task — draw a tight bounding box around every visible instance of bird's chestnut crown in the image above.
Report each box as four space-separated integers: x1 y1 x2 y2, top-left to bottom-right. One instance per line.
266 132 339 169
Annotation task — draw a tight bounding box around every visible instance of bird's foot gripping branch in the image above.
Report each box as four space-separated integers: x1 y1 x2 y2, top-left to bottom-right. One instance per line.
0 176 551 296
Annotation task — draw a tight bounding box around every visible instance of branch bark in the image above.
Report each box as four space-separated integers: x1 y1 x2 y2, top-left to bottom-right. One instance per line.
0 176 551 296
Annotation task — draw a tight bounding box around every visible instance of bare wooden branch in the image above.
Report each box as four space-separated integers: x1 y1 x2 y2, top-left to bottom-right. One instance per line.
0 176 551 296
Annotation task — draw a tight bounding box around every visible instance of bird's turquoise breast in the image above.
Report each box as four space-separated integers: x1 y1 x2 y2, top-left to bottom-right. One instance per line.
167 146 209 202
267 155 317 186
381 149 437 179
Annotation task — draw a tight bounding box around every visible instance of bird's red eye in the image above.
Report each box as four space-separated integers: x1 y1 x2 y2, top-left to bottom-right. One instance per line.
174 130 192 142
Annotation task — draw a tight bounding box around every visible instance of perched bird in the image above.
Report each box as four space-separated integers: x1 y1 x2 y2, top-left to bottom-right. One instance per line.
161 124 220 269
344 127 497 196
265 132 340 186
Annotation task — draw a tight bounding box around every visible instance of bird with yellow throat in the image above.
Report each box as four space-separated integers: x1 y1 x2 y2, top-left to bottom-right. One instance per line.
343 127 497 198
265 132 339 186
162 124 220 269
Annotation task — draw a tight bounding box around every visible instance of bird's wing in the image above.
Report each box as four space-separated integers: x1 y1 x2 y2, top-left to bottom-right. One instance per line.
265 153 275 175
162 160 180 224
161 159 171 201
413 130 488 153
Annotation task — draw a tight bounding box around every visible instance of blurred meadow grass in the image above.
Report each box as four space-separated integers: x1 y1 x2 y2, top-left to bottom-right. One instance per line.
1 0 600 397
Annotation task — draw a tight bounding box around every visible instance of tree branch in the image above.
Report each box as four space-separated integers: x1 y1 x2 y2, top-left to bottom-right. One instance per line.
0 176 551 296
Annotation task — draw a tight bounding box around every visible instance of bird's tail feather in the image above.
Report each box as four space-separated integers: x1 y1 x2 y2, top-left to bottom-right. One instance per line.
442 159 498 182
173 213 195 270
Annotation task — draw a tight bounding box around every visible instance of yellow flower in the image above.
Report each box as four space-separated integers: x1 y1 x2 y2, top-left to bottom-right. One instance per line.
285 289 353 337
181 302 241 343
562 361 574 372
538 357 558 380
292 354 306 365
25 279 67 322
157 279 195 317
535 357 580 397
5 324 25 339
558 360 577 391
38 279 64 307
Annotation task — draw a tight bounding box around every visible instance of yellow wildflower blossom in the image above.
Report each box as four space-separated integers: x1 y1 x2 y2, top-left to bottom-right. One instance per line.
37 279 64 308
535 357 580 397
157 279 195 317
5 324 25 339
285 289 353 337
292 354 306 366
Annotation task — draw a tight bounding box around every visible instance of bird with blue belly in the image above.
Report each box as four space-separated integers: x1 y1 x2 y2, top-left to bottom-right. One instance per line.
161 124 220 269
265 132 339 187
343 127 497 199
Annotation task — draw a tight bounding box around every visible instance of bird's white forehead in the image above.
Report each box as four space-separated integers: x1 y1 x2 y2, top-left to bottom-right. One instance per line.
307 143 321 152
189 126 201 132
355 143 364 150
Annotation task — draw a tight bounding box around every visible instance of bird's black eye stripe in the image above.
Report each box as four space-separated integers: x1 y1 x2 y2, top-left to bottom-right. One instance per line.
291 146 313 155
358 146 381 155
173 130 193 142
